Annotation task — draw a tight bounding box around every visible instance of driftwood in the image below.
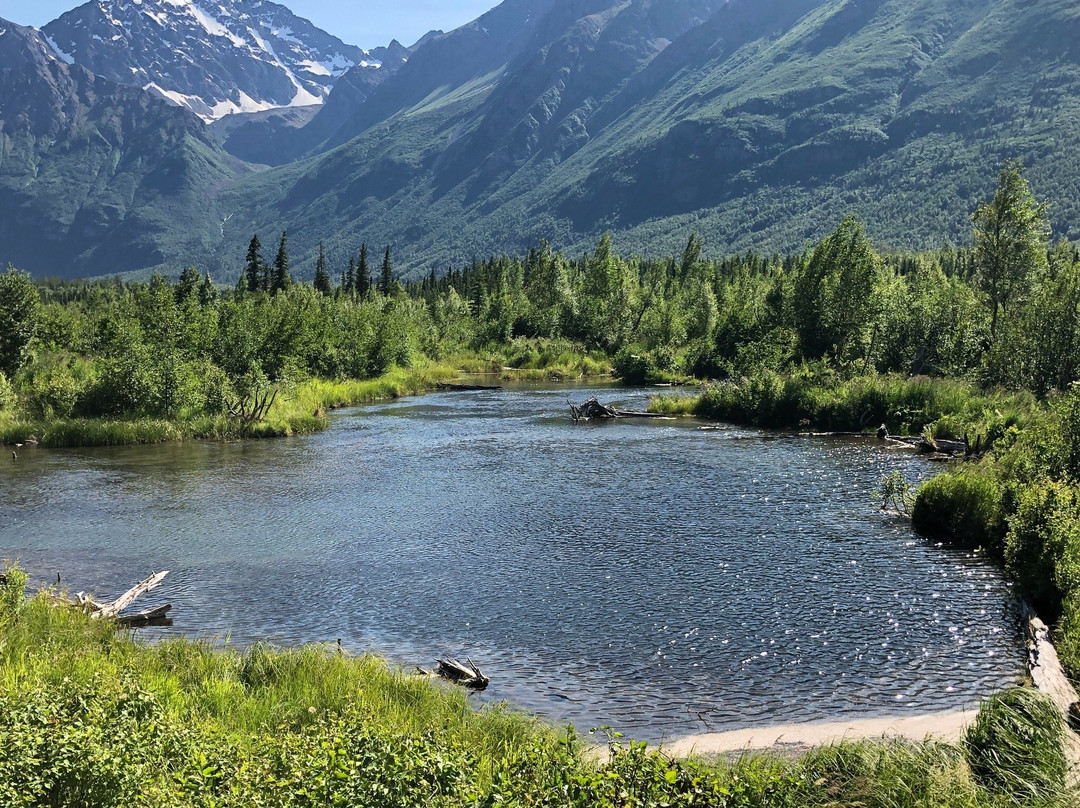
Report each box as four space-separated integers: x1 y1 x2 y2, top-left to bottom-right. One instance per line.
435 657 490 690
73 571 172 627
569 397 670 422
802 428 980 458
436 383 503 392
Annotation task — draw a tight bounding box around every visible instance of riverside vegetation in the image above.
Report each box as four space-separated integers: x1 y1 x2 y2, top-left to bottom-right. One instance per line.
3 162 1080 804
0 567 1073 808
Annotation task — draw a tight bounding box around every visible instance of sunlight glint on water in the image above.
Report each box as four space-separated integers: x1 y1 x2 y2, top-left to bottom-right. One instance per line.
0 384 1024 741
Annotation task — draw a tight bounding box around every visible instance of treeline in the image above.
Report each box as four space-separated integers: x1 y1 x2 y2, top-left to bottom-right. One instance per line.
0 161 1075 429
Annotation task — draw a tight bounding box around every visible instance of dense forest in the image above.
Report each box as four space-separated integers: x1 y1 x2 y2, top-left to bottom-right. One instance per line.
0 161 1074 440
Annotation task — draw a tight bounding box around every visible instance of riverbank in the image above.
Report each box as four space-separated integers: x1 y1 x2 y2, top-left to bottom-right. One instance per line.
0 354 614 449
0 567 1072 808
648 372 1039 442
666 604 1080 767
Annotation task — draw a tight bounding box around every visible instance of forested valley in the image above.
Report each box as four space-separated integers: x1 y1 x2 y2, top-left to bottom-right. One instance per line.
1 162 1073 448
5 161 1080 806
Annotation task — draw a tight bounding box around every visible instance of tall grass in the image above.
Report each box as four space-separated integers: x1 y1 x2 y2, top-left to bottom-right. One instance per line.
0 570 1072 807
650 371 1038 439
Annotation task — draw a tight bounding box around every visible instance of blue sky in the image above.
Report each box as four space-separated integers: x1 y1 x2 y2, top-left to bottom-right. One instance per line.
0 0 497 49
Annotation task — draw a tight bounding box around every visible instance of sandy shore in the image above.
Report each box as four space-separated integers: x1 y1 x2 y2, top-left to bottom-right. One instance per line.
663 709 978 758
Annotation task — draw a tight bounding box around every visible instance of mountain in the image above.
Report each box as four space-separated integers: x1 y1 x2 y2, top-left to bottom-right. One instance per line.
10 0 1080 281
41 0 401 122
0 17 240 276
215 0 1080 279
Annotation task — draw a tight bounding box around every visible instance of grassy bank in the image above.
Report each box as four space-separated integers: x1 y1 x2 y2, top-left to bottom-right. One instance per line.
0 364 467 448
0 568 1071 808
910 386 1080 682
0 344 613 449
650 371 1038 441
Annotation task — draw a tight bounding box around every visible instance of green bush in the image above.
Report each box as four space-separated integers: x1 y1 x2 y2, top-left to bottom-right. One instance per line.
1055 590 1080 680
912 469 1006 556
0 371 13 412
1004 479 1080 616
963 688 1067 802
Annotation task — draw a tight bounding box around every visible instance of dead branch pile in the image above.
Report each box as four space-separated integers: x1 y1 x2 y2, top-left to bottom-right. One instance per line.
226 388 278 423
569 396 671 422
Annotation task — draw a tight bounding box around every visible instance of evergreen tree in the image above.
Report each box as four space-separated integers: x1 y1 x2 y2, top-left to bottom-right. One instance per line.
379 246 393 295
314 243 332 296
357 243 371 298
244 234 265 293
176 266 200 304
343 258 355 295
271 231 292 294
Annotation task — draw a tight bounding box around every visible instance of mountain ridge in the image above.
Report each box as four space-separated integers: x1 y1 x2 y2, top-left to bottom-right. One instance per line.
41 0 406 122
5 0 1080 280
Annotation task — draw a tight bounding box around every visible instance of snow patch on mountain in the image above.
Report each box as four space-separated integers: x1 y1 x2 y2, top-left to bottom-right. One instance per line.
42 0 405 122
43 33 75 64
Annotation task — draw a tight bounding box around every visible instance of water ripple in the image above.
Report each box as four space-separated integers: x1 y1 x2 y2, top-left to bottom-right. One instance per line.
0 384 1024 742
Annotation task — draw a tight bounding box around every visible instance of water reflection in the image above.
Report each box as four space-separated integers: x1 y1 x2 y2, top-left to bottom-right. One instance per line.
0 384 1023 741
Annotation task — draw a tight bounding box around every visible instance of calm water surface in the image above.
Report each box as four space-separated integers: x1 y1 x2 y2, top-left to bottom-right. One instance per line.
0 384 1024 741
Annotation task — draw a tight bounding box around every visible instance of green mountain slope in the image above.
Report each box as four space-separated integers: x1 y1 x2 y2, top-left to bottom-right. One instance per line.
9 0 1080 279
0 19 242 277
208 0 1080 280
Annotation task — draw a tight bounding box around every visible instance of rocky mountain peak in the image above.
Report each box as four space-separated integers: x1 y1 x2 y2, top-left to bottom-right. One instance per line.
41 0 403 121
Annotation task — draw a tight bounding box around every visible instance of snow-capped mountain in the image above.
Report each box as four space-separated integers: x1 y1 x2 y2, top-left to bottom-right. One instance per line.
42 0 406 121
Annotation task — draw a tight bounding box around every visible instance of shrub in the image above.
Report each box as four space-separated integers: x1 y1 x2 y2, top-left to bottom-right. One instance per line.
0 371 13 412
912 469 1006 556
1004 478 1080 616
963 688 1067 801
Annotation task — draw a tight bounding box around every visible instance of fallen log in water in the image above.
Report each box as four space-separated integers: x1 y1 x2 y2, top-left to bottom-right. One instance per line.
71 570 172 628
116 603 173 627
91 570 170 619
569 397 671 422
436 383 504 392
434 657 490 690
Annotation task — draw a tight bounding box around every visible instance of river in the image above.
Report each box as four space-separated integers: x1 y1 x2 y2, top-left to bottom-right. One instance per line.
0 383 1024 742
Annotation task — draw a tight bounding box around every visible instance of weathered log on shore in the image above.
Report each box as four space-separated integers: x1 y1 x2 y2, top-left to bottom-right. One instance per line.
435 657 490 690
569 397 670 422
90 570 169 619
436 383 504 392
802 431 975 457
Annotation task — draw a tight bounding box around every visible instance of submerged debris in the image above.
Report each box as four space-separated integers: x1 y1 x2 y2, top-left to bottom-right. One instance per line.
430 657 490 690
568 396 670 422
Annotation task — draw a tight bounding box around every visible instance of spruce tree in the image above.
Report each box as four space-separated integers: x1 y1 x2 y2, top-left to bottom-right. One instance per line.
271 231 292 294
357 243 371 298
343 258 355 295
379 245 393 295
314 243 332 296
244 234 265 293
